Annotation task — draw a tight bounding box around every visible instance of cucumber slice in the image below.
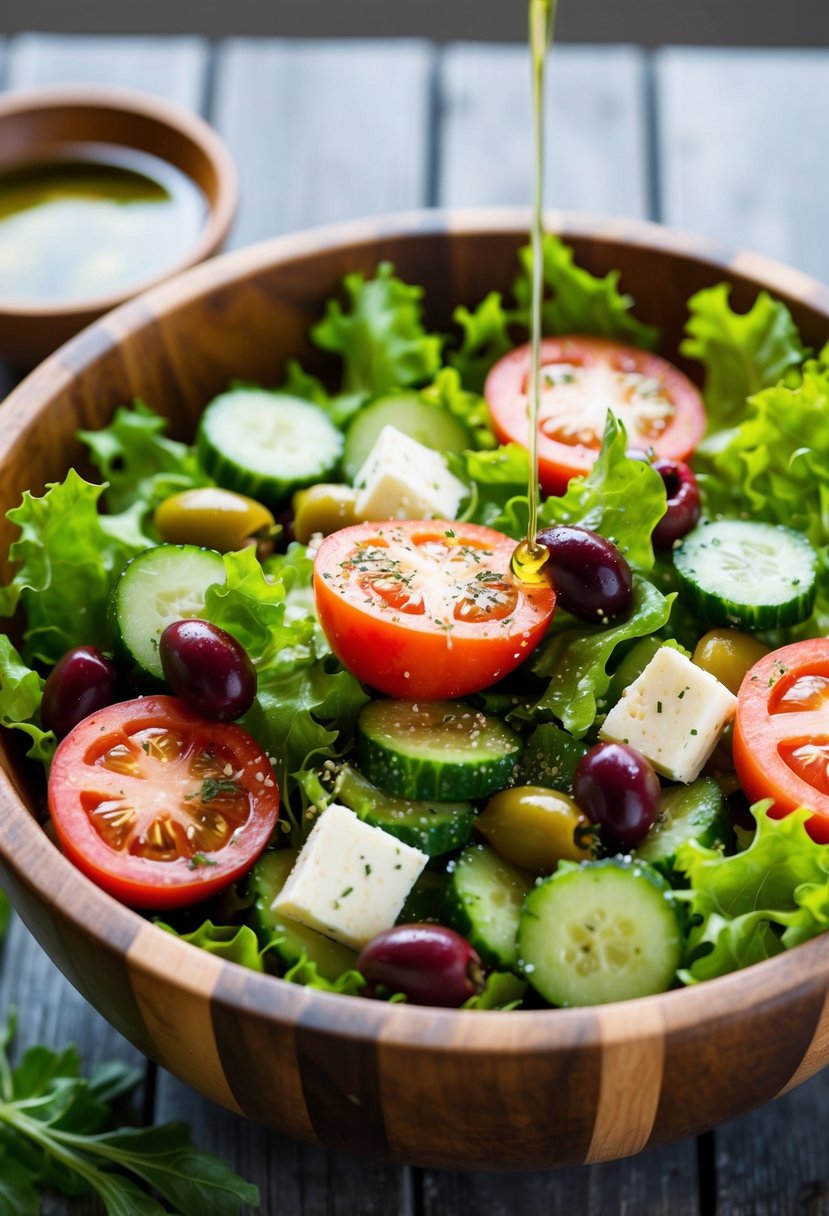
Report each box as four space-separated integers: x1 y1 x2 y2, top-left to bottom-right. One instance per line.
397 869 448 924
110 544 225 683
343 392 472 483
196 388 343 506
250 850 359 980
446 843 533 969
356 699 522 801
518 859 681 1007
634 776 729 876
515 722 587 794
674 520 817 631
334 764 474 857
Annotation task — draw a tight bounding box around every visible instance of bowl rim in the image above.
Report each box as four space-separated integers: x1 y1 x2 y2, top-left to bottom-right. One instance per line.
0 83 238 319
3 205 829 1055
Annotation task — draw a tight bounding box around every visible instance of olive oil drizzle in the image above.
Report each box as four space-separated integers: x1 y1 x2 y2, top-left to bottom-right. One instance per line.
511 0 559 585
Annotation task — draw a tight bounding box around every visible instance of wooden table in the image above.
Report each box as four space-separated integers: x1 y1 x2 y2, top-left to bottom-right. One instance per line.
1 32 828 1215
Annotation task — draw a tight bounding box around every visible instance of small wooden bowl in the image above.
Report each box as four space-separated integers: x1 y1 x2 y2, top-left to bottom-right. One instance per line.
0 85 237 367
1 211 829 1170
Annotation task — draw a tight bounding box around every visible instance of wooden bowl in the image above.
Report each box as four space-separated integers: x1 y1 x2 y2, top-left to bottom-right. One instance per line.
1 210 829 1171
0 85 237 368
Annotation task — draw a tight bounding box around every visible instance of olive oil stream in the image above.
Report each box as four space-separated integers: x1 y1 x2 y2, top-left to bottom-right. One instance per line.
511 0 559 585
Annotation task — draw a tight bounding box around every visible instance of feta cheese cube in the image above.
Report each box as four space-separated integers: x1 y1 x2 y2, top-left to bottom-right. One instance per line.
354 425 466 521
271 802 428 950
599 645 737 784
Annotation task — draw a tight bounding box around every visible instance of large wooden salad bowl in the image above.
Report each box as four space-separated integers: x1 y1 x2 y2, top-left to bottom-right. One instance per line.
1 211 829 1170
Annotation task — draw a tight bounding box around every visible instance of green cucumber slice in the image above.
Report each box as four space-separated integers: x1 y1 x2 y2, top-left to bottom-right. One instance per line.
518 859 681 1007
343 392 472 483
334 764 474 856
634 776 729 876
196 388 343 506
110 544 225 683
250 850 359 980
674 520 817 631
356 699 522 801
446 843 533 969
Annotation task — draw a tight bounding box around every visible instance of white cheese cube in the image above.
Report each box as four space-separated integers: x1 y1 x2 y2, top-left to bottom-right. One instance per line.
599 645 737 784
353 425 466 521
271 802 428 950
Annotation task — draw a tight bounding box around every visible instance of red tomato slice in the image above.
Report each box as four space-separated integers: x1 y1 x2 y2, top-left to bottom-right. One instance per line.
48 695 279 909
733 639 829 843
313 520 556 700
484 335 706 494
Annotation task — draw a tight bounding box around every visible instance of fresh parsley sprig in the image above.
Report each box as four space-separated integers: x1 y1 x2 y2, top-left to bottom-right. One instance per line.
0 1009 260 1215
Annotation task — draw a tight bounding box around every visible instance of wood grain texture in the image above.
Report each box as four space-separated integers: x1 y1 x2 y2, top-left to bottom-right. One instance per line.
656 48 829 282
4 214 829 1170
210 39 434 248
437 44 649 216
7 31 208 105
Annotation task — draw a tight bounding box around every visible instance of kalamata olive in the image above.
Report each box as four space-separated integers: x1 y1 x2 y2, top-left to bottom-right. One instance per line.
476 786 594 874
357 923 485 1007
537 525 633 622
154 487 275 554
159 620 256 721
41 646 118 738
574 742 661 847
652 458 702 549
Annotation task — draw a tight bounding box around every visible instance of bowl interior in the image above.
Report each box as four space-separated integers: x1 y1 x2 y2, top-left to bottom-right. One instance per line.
3 211 829 1168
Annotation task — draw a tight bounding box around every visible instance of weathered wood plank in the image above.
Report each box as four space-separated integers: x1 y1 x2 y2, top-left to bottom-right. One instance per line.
436 43 649 217
0 915 148 1216
209 38 434 248
656 48 829 282
6 31 208 106
712 1074 829 1216
153 1067 416 1215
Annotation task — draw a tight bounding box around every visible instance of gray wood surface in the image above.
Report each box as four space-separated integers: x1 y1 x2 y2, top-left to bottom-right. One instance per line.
210 38 434 248
3 32 829 1216
437 42 649 218
656 48 829 282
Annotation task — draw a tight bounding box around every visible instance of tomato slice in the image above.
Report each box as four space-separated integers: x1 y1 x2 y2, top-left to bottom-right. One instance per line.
313 520 556 700
484 336 706 494
47 696 279 909
733 639 829 843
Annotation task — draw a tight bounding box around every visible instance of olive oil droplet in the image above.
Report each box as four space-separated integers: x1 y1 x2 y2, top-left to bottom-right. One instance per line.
511 538 550 584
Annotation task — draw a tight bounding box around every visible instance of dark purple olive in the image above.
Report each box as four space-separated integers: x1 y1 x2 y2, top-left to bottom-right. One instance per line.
159 619 256 721
41 646 118 738
357 924 485 1007
574 742 661 847
537 525 633 623
652 458 702 549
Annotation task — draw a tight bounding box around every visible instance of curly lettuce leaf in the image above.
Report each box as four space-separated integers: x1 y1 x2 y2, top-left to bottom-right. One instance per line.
682 284 808 433
0 471 145 665
462 971 527 1011
419 366 496 450
447 444 529 534
512 233 659 350
449 291 514 392
312 262 443 397
78 400 210 517
530 576 675 738
537 414 667 575
0 635 55 768
157 921 268 972
282 954 366 995
677 802 829 983
280 360 366 430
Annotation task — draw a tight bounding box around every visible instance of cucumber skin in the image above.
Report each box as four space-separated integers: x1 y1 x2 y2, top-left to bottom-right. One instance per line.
343 392 473 483
108 544 224 686
634 776 730 878
518 859 682 1007
674 522 817 631
196 392 343 507
334 764 475 857
445 843 533 970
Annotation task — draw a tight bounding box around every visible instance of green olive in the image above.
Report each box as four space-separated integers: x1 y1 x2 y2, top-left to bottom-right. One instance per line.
692 628 769 695
154 487 274 553
293 484 360 544
475 786 594 875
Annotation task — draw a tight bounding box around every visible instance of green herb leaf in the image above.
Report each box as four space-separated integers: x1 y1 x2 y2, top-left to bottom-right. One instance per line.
0 1151 39 1216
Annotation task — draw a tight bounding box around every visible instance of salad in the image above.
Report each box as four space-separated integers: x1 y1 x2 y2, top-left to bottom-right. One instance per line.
3 233 829 1012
